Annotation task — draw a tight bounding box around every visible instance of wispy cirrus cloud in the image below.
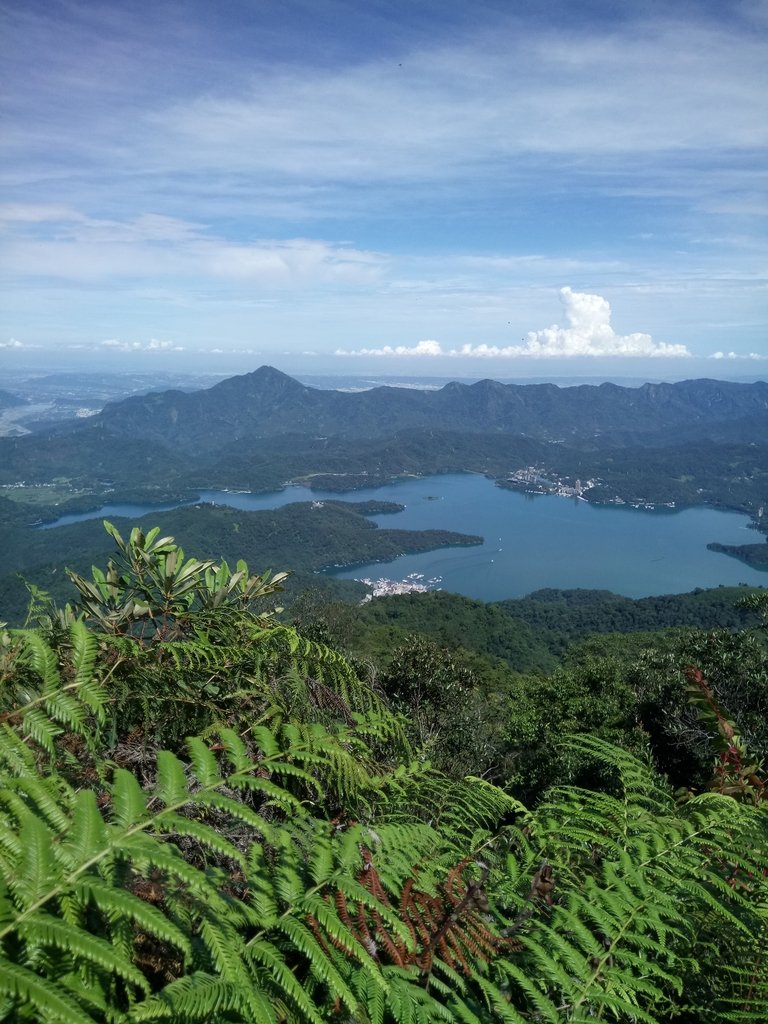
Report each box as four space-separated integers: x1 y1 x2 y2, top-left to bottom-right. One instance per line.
4 7 767 208
109 19 768 186
1 206 384 287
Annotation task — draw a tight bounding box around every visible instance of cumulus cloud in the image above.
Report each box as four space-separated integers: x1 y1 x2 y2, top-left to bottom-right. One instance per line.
512 288 690 358
711 350 768 360
335 339 443 358
98 338 184 352
0 338 25 349
336 288 691 359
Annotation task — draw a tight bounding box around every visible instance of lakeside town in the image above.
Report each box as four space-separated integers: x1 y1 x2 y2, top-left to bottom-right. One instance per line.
503 465 681 511
359 572 443 601
504 465 596 499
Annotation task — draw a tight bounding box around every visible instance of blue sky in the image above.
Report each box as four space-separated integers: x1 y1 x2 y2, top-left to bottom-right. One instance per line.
1 0 766 379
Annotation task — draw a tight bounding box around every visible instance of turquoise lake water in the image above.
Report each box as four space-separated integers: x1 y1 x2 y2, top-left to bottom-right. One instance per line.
42 473 766 600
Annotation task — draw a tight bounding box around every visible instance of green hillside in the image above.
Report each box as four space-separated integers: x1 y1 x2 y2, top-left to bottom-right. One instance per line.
1 521 766 1023
0 501 481 626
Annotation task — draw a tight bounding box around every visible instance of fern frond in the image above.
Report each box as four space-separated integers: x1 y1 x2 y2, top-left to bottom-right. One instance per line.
9 813 58 907
245 939 326 1024
184 737 221 787
63 789 108 866
24 631 60 694
154 751 189 808
111 769 149 828
128 972 270 1022
277 914 359 1013
155 811 245 867
17 706 62 755
493 735 768 1023
16 910 150 992
74 875 193 959
0 958 93 1024
5 772 73 834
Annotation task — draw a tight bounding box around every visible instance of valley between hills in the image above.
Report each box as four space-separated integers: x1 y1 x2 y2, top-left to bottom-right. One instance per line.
1 367 767 623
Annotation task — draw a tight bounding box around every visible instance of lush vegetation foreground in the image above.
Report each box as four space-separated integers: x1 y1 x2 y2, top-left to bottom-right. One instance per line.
1 524 766 1022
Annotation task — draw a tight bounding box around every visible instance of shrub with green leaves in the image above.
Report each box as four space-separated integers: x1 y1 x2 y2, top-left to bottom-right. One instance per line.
0 524 766 1022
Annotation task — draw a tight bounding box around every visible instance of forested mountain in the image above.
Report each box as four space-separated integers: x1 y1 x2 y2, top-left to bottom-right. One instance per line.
90 367 768 451
336 585 764 668
2 369 766 558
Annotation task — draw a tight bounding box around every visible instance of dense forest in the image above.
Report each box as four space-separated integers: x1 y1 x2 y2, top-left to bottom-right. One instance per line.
0 501 485 625
1 521 766 1022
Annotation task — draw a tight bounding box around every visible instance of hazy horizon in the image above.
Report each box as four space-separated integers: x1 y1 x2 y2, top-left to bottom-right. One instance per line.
2 356 766 391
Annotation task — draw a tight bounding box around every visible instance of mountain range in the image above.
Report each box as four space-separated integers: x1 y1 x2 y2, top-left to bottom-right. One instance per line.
88 367 768 453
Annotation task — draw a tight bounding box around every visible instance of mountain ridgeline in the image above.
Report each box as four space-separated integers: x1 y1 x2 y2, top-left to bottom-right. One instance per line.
1 368 766 600
91 367 768 452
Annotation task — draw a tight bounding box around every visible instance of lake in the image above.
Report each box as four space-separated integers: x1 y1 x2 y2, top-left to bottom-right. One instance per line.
40 473 766 600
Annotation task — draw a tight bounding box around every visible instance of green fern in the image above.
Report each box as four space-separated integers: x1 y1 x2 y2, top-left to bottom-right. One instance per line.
492 736 768 1022
0 721 359 1021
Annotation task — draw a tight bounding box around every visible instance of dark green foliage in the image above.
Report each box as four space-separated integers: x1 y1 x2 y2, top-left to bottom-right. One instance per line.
354 590 557 675
345 586 764 674
69 371 768 451
376 636 504 779
1 524 767 1022
0 502 480 627
497 585 765 657
709 537 768 569
4 371 767 526
501 656 647 801
537 438 768 513
624 627 768 791
344 587 768 798
496 736 768 1024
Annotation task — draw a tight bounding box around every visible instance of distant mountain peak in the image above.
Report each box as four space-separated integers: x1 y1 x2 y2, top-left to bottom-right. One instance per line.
251 365 300 383
91 372 768 455
211 365 309 396
243 365 306 386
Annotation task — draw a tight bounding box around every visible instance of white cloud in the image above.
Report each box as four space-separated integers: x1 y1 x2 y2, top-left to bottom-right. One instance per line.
711 350 768 360
5 6 766 226
2 7 766 361
513 288 690 358
0 338 25 349
147 18 767 187
205 238 383 286
97 338 183 352
0 203 83 224
2 207 384 287
148 338 182 351
337 288 691 359
203 346 255 355
336 339 443 358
